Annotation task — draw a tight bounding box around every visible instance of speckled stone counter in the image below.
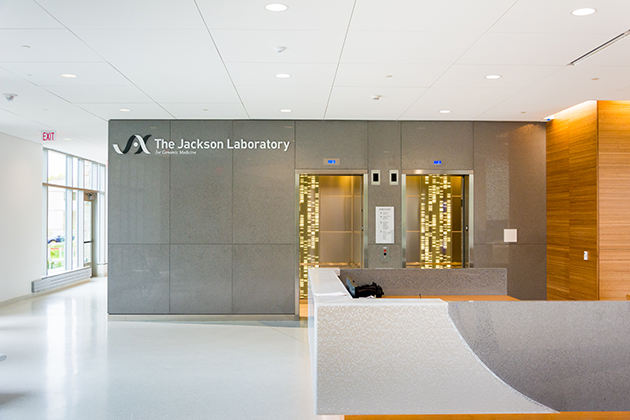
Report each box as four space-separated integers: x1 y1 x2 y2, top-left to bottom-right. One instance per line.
339 268 507 296
308 268 554 416
449 301 630 412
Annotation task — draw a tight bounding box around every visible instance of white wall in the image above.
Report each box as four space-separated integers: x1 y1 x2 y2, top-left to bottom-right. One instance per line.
0 132 43 303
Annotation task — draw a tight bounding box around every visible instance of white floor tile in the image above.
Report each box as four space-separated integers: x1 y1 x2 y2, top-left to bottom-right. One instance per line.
0 278 339 420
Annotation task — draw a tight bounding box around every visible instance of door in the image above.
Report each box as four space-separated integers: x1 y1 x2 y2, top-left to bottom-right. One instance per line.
298 174 365 299
404 174 471 269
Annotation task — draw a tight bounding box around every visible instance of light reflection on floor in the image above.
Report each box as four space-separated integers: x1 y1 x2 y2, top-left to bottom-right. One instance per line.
0 278 339 420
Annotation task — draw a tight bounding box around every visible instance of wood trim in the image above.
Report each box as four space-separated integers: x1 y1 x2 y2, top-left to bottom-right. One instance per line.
43 182 100 194
345 412 630 420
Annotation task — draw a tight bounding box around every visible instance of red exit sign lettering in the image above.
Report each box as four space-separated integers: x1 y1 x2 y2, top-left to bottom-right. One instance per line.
42 131 56 142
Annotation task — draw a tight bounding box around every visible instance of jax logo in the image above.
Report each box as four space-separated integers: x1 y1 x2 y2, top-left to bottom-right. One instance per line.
113 134 152 155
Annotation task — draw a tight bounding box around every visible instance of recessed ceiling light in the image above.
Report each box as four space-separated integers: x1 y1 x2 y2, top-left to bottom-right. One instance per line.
119 108 131 112
202 109 209 111
439 110 451 114
275 73 291 78
280 109 292 113
385 75 393 78
63 138 72 141
485 74 502 80
591 77 599 81
61 74 77 78
265 3 288 12
21 45 31 49
572 8 596 16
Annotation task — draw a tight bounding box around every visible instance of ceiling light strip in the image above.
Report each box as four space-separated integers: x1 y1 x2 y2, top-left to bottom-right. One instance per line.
570 29 630 65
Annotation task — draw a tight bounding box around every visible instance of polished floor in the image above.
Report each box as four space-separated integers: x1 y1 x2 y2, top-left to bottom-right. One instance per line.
0 278 339 420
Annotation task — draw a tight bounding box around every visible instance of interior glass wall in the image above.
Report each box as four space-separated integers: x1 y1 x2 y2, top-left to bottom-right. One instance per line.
405 175 466 269
298 174 363 299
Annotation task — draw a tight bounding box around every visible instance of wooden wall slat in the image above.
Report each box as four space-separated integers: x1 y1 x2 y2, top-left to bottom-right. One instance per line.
546 114 570 300
546 101 598 300
598 101 630 300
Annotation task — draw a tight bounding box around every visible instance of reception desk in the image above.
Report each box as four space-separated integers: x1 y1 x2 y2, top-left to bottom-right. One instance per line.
308 268 630 415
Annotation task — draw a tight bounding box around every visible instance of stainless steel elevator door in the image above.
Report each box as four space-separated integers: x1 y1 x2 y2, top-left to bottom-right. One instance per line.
405 174 467 269
298 174 363 299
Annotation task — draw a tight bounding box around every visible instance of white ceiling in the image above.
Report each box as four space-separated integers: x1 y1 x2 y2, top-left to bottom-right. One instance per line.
1 0 630 162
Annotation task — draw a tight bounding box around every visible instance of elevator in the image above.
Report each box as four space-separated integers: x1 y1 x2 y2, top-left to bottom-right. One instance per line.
297 173 366 302
403 172 472 269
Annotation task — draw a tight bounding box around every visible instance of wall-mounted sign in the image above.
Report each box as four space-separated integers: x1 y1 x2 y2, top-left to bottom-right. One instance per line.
376 206 394 244
324 158 339 165
112 135 292 156
433 160 442 165
42 131 56 142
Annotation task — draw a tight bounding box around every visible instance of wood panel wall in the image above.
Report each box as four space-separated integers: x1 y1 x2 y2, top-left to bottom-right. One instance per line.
546 101 598 300
546 110 570 299
547 100 630 301
598 101 630 300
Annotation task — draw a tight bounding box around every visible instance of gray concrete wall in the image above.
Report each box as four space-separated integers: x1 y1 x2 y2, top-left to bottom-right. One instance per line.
108 120 546 315
340 268 507 296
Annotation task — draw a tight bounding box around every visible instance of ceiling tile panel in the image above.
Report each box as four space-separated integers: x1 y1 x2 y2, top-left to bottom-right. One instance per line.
601 88 630 100
211 30 345 63
244 102 326 120
1 62 131 86
334 63 448 87
238 86 329 119
490 0 630 35
350 0 516 32
74 29 233 87
325 86 427 120
226 63 337 87
45 86 153 104
341 31 477 64
400 87 520 120
0 29 104 62
141 85 241 103
432 65 563 89
238 86 330 104
457 32 618 66
197 0 355 30
161 103 249 119
35 0 206 29
78 103 174 120
0 0 63 28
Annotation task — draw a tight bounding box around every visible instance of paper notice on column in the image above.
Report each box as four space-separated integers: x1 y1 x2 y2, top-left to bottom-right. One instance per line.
376 206 394 244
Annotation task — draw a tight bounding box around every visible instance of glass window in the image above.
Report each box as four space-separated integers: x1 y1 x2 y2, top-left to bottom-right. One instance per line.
84 161 93 190
47 187 66 272
84 199 92 268
72 157 80 188
47 151 67 186
72 191 78 269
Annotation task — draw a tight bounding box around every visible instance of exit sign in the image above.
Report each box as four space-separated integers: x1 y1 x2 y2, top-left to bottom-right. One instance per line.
42 131 57 142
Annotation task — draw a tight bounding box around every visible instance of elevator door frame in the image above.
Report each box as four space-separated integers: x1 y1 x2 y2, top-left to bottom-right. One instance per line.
401 170 474 269
295 170 368 316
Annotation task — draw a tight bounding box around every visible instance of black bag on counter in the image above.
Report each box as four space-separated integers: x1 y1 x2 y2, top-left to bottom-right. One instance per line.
346 276 384 298
355 282 384 298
